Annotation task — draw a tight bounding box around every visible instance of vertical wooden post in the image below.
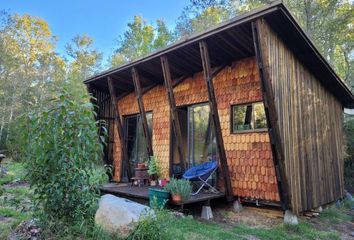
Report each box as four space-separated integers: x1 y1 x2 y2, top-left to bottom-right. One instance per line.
107 77 131 180
252 20 290 210
131 67 154 157
199 41 233 201
160 56 186 173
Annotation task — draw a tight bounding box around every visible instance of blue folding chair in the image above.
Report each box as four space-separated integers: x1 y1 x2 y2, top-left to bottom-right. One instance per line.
183 160 219 195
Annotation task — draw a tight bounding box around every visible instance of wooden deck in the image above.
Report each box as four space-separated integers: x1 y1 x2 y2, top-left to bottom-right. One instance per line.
100 183 225 206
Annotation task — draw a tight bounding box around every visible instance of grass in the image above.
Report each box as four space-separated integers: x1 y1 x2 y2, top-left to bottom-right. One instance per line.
1 159 353 240
0 160 31 239
162 214 340 240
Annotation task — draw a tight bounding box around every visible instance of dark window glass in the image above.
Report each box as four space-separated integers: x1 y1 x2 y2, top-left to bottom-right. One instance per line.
123 112 153 180
232 102 267 133
188 104 217 166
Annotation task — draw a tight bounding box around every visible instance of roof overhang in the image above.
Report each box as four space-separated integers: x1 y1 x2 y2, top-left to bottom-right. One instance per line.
84 1 354 108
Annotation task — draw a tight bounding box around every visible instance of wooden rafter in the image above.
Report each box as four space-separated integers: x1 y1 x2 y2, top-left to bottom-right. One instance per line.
199 40 233 201
107 77 131 180
160 56 186 173
252 19 290 209
131 67 154 157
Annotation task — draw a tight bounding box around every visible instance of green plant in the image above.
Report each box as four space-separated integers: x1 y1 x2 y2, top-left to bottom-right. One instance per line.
127 209 169 240
147 156 160 180
164 178 192 201
25 87 105 225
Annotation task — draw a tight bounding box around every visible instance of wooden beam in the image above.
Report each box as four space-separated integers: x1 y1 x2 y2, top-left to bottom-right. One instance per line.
172 76 189 88
252 20 290 210
212 64 227 78
107 77 131 180
131 67 154 157
142 83 158 95
160 56 186 173
199 41 233 201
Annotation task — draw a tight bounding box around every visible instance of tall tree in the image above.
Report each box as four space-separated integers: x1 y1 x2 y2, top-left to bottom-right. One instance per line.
65 34 102 97
110 16 172 67
175 0 354 87
0 13 65 146
175 0 236 38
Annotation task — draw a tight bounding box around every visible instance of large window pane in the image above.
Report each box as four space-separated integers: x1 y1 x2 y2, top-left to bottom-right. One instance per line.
188 104 217 166
253 102 267 129
232 102 267 133
123 113 153 180
233 104 252 131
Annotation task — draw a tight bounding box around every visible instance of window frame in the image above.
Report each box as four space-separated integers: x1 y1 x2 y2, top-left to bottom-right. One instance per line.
230 101 268 134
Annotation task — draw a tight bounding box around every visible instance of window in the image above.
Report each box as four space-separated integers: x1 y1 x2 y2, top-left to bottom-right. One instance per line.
188 103 217 166
232 102 267 133
123 113 153 181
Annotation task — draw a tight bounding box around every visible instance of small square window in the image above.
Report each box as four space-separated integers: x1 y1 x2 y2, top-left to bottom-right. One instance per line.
232 102 267 133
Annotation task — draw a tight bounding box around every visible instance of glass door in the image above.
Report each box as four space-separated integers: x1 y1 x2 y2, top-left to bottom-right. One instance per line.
188 103 217 167
122 113 152 181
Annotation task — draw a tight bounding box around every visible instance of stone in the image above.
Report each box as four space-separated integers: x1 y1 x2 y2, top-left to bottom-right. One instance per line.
201 206 213 220
233 200 243 212
344 190 353 201
314 206 323 213
95 194 153 234
284 210 298 225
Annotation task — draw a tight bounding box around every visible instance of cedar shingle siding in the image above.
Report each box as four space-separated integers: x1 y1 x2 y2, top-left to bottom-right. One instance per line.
113 57 279 202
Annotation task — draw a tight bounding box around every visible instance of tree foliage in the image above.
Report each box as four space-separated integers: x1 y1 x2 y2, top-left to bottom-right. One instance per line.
66 34 102 97
25 87 105 224
174 0 353 86
0 12 101 149
110 16 172 67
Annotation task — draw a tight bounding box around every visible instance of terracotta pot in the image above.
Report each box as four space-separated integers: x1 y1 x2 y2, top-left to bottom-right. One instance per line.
171 194 182 203
137 163 146 169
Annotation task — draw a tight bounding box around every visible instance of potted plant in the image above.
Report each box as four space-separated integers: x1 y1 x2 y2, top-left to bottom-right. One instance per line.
164 178 192 204
137 157 149 169
148 156 160 186
137 162 146 169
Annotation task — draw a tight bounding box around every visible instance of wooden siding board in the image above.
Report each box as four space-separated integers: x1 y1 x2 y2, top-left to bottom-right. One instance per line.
259 18 345 213
253 20 290 209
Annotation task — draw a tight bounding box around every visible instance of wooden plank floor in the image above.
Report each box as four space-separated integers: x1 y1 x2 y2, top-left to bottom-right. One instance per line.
100 183 225 205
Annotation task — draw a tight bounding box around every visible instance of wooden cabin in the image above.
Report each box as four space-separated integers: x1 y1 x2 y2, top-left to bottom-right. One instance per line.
84 1 354 215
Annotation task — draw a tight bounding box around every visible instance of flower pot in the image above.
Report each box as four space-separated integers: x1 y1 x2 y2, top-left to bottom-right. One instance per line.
150 180 157 186
137 163 146 169
159 179 169 187
171 194 182 203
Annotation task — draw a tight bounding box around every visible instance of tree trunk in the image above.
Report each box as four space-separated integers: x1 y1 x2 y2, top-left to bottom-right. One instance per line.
5 108 13 143
0 114 5 144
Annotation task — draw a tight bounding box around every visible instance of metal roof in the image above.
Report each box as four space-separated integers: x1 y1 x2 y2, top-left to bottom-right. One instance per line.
84 1 354 108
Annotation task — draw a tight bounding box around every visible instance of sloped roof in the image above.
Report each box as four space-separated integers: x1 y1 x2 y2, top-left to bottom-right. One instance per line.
84 1 354 108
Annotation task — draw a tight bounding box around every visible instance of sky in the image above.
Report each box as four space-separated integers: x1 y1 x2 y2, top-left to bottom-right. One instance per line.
1 0 190 64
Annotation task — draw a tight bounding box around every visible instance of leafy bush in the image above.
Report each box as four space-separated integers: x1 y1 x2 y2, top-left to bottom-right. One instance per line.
6 115 29 161
127 209 169 240
164 178 192 201
25 87 105 225
147 156 160 180
344 116 354 193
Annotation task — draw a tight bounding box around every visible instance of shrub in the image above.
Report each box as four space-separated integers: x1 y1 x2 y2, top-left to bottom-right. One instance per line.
25 87 105 225
127 209 169 240
147 156 160 180
164 178 192 201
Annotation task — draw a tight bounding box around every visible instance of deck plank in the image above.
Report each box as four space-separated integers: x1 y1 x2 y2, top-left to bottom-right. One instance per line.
100 183 226 205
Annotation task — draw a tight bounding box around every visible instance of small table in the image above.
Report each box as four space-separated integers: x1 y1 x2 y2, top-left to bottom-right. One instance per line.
131 168 149 187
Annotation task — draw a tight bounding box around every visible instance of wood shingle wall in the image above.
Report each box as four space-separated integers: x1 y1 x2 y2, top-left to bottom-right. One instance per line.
113 57 280 202
257 19 345 213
